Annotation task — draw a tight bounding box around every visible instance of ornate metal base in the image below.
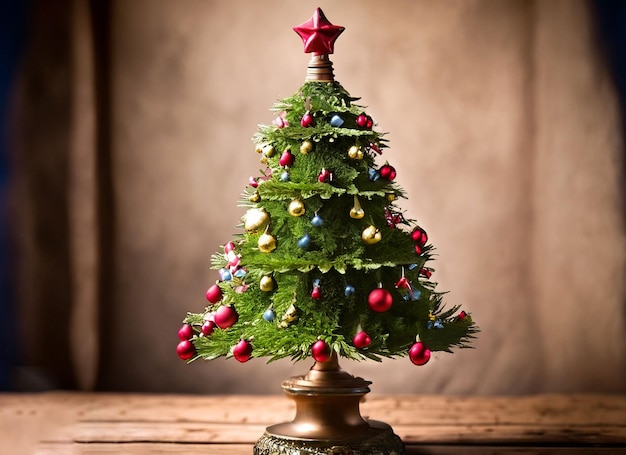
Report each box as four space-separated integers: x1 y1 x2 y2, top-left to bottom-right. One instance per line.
254 420 404 455
253 355 406 455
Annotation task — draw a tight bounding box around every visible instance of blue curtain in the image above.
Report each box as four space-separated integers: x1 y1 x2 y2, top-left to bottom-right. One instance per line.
594 0 626 196
0 1 29 391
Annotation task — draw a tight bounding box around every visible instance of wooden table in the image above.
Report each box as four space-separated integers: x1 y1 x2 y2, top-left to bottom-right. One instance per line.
1 393 625 454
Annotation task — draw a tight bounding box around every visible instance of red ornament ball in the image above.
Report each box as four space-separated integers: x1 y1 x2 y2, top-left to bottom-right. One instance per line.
409 341 431 366
368 288 393 312
411 227 428 246
177 324 194 341
214 305 238 329
301 112 314 127
379 164 397 181
353 331 372 349
311 286 321 300
201 320 216 336
176 340 196 360
311 339 332 362
356 114 368 127
205 284 223 304
414 244 423 255
233 339 253 363
458 311 467 321
279 150 295 167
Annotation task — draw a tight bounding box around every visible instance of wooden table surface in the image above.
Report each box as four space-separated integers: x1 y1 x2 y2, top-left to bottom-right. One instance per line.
1 392 625 454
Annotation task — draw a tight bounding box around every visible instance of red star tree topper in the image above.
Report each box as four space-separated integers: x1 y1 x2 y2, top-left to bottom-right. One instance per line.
293 7 345 55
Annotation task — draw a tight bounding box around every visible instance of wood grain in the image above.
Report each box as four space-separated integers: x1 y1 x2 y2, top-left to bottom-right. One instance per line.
1 393 624 454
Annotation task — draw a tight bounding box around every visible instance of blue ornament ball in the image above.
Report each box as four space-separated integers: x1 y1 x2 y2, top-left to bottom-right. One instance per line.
280 171 290 182
263 309 275 322
311 214 324 227
344 285 356 296
298 234 312 249
329 114 344 127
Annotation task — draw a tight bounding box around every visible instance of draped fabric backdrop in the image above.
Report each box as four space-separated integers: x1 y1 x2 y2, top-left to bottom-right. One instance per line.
10 0 626 394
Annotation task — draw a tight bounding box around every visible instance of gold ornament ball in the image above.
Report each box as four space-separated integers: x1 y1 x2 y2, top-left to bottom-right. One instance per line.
300 140 314 155
258 232 277 253
262 144 275 158
288 199 306 217
386 193 396 202
362 225 382 245
348 145 364 160
350 207 365 219
259 276 275 292
244 208 270 233
249 192 260 203
255 144 264 154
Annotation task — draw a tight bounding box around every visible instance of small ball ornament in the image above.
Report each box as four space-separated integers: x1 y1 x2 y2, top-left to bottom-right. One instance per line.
361 225 382 245
214 305 238 329
353 331 372 349
311 339 332 363
311 214 324 227
263 308 275 322
409 341 431 366
347 145 364 160
279 149 295 167
205 284 223 304
411 227 428 246
301 111 314 127
258 233 277 253
379 164 397 181
298 234 312 250
201 320 216 336
344 285 356 296
329 114 344 127
177 324 193 341
311 286 321 300
262 144 275 158
300 140 314 154
280 171 290 182
224 241 236 253
356 114 368 127
288 199 306 217
244 208 270 233
233 339 253 363
368 288 393 312
176 340 196 360
259 276 275 292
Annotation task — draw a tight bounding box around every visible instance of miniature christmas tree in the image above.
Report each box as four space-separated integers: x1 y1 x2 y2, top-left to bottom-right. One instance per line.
177 8 477 370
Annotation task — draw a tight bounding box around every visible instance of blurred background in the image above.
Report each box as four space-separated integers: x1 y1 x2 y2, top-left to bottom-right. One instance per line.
1 0 625 395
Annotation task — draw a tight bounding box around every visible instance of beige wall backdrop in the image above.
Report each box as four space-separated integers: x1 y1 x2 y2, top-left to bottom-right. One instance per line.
13 0 625 394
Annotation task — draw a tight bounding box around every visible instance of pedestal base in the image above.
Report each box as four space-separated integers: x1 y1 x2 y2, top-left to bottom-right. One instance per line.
253 355 406 455
254 420 405 455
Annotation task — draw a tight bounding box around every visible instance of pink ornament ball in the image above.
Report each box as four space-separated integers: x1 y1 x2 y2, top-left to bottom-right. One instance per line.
205 284 223 304
311 339 332 362
233 339 253 363
177 324 194 341
176 340 196 360
353 331 372 349
224 241 236 253
214 305 239 329
201 320 216 336
409 341 431 366
368 288 393 312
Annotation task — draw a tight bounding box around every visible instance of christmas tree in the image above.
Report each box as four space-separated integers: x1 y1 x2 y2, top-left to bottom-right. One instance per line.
177 8 477 368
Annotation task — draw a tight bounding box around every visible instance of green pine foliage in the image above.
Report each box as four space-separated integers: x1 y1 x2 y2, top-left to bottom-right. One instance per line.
183 81 478 364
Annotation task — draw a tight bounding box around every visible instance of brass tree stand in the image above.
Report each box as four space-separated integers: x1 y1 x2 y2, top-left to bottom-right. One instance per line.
254 354 405 455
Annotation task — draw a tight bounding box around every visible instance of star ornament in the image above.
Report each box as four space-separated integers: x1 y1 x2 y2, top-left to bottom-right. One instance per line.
293 8 345 55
